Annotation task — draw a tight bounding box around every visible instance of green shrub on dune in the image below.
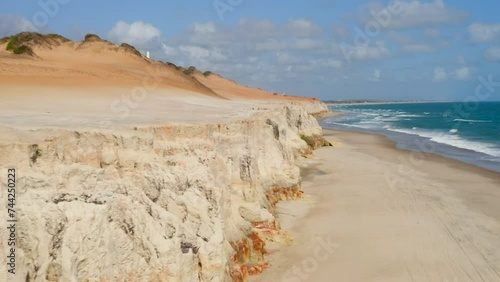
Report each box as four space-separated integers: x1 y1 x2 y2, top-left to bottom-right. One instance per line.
13 45 34 55
6 36 18 51
5 35 34 55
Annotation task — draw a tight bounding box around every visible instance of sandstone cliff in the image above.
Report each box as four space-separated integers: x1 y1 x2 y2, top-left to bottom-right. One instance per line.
0 103 327 282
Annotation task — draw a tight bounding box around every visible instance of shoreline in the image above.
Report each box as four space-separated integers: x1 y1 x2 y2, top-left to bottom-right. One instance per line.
253 127 500 281
324 100 452 106
321 110 500 173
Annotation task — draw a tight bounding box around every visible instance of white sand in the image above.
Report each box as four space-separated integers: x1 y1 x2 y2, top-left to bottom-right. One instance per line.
254 129 500 282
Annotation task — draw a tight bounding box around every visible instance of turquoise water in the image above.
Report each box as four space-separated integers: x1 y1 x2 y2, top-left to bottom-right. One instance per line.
323 102 500 172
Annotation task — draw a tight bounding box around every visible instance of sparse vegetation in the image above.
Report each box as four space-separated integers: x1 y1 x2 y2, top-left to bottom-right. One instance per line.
6 35 18 51
183 66 197 76
203 71 214 77
13 45 34 55
46 33 70 42
300 135 314 147
5 35 33 55
301 135 332 149
120 43 142 57
13 32 43 46
165 62 183 71
4 32 68 56
0 36 10 44
84 34 101 41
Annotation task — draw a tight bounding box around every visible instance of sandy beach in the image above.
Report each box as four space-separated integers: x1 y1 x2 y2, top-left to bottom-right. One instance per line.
254 129 500 282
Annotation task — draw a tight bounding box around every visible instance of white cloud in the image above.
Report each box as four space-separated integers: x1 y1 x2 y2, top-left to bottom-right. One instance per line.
312 59 342 69
434 67 447 81
292 38 321 50
438 40 450 48
423 28 441 38
276 52 302 65
368 0 468 29
108 21 161 47
162 44 178 56
434 65 471 81
403 44 434 53
332 25 349 39
286 19 321 37
159 20 331 80
179 45 227 61
388 30 437 54
455 66 470 81
193 22 216 33
185 21 233 47
254 39 288 52
324 59 342 69
484 47 500 61
251 38 321 52
351 42 390 60
370 69 382 81
457 55 466 65
468 23 500 43
179 45 209 60
238 18 280 38
0 14 37 37
388 31 413 44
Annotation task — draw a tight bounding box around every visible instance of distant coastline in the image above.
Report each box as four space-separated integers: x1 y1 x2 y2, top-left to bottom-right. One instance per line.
324 100 452 106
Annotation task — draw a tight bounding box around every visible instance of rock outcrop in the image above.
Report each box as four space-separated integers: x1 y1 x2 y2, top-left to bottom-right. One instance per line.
0 103 327 282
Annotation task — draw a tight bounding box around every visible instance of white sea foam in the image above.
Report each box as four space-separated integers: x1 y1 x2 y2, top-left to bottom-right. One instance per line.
326 121 371 130
454 119 492 123
396 114 423 118
389 128 500 158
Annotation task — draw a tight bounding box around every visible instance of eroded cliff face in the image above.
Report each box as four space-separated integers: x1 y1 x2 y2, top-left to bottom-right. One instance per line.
0 102 327 282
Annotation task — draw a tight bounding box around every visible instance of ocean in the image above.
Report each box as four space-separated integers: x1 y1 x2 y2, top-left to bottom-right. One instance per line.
322 102 500 173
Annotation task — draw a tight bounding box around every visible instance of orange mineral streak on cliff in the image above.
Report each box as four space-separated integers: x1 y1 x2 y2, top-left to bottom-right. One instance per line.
229 186 304 281
266 186 304 208
229 232 270 281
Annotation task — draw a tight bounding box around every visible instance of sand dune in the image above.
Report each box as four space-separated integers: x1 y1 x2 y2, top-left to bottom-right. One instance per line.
0 32 323 106
0 34 218 98
0 32 327 132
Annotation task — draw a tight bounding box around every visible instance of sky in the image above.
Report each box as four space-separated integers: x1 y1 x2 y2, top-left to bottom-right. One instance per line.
1 0 500 101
